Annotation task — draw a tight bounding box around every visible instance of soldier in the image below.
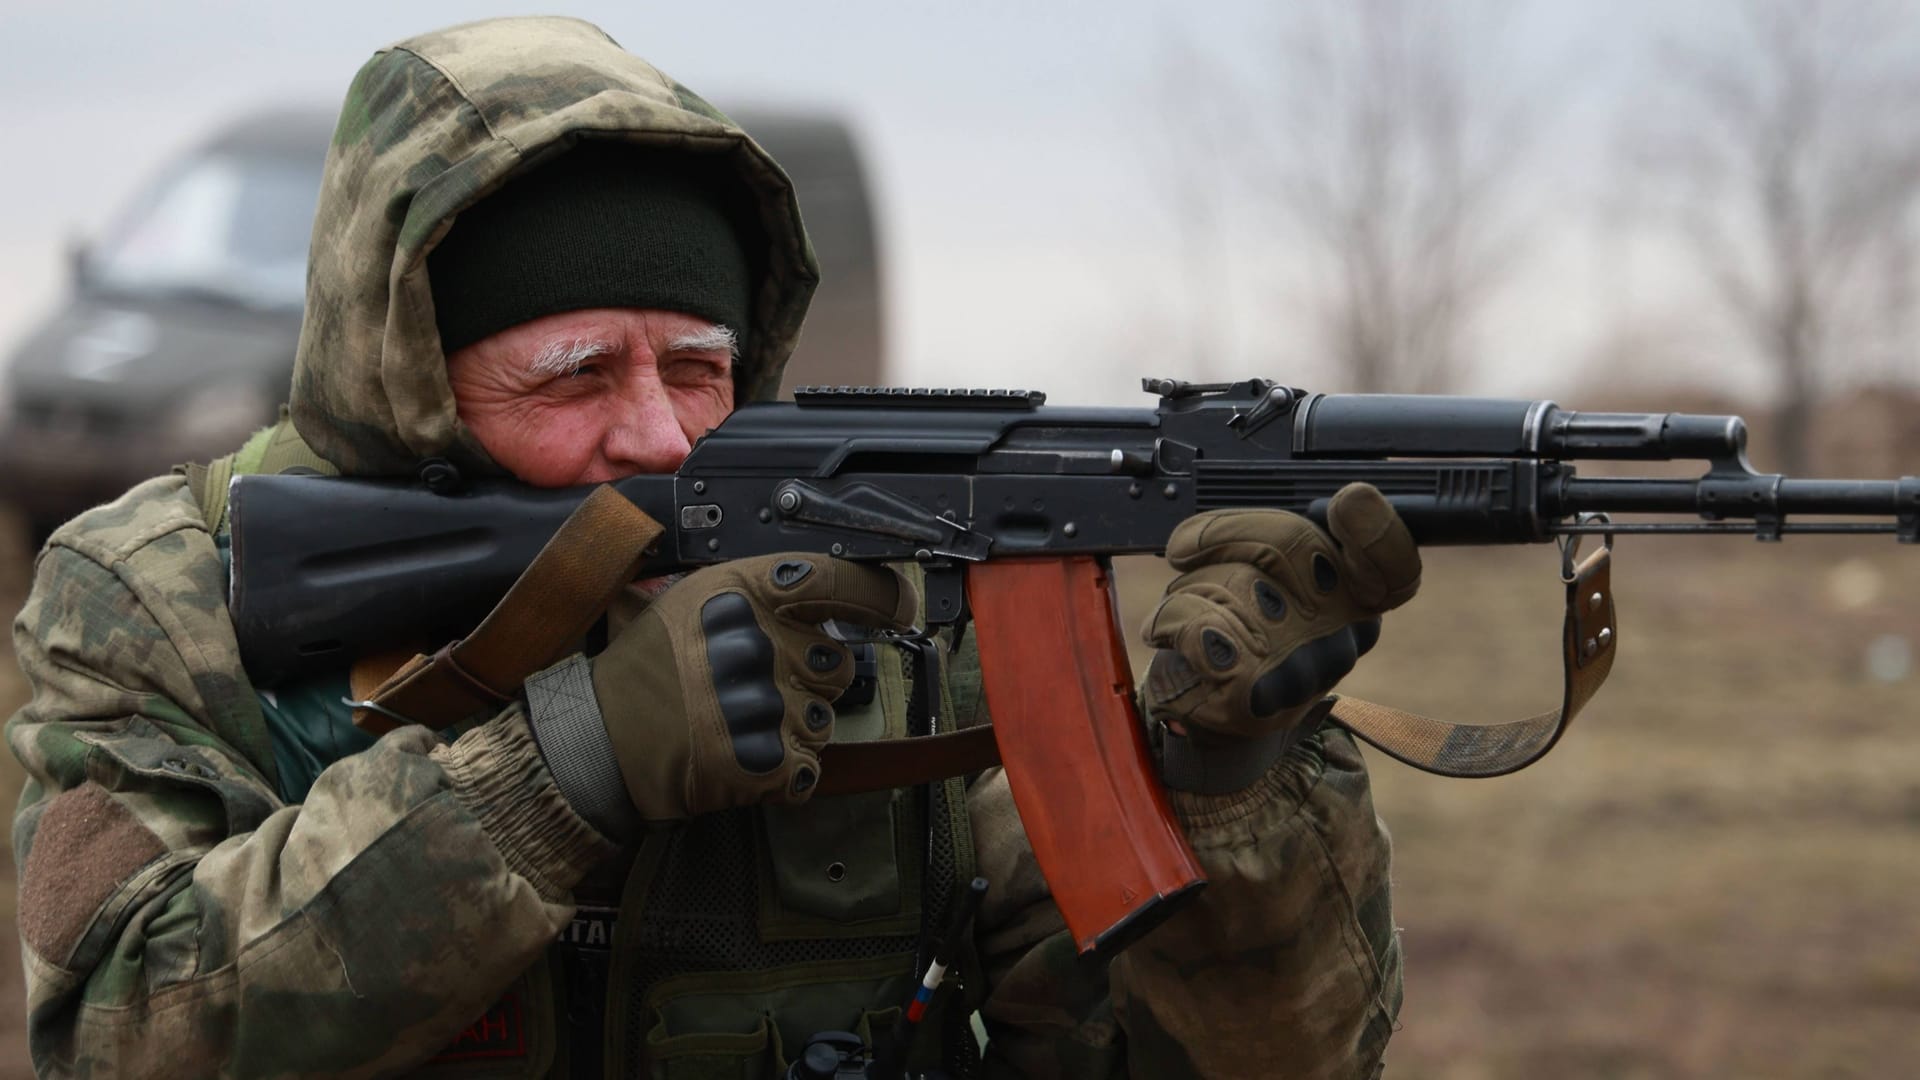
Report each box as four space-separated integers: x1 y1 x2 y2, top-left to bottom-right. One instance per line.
7 17 1416 1078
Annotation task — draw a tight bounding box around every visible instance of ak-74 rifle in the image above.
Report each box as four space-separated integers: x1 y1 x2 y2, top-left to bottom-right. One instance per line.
226 378 1918 957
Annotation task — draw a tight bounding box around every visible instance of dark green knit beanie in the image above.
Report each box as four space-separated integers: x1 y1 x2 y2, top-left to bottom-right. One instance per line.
428 141 754 356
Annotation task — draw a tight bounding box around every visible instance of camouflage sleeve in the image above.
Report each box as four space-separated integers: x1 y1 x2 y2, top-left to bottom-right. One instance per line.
6 478 614 1077
968 764 1126 1079
968 726 1402 1080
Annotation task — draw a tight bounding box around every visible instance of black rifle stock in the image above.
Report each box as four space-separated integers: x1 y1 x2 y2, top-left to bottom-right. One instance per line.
226 378 1917 954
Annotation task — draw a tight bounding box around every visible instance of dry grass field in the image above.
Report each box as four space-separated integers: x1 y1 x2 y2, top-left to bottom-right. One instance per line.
0 398 1911 1077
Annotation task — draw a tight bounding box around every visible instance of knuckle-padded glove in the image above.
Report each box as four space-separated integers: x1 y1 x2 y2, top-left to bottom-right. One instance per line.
1143 483 1421 741
591 554 917 820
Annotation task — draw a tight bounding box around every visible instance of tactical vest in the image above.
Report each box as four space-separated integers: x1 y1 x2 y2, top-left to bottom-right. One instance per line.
191 418 986 1079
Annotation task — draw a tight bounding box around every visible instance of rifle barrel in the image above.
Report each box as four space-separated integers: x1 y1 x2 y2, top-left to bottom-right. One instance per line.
1552 522 1901 536
1560 476 1917 517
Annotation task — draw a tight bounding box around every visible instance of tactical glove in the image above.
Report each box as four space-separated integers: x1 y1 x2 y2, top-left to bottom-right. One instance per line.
1143 483 1421 741
591 554 916 821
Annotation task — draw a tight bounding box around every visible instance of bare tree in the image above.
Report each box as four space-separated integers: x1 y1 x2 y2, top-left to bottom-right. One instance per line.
1132 26 1255 380
1633 1 1920 473
1127 3 1537 392
1267 0 1537 393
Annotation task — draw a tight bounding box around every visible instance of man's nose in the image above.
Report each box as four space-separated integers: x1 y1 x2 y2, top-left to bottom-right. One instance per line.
602 370 693 474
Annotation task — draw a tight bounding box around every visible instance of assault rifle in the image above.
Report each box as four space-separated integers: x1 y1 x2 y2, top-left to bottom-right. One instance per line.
227 379 1918 955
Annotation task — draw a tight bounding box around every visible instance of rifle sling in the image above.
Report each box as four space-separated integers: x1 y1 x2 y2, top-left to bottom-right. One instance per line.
1326 544 1617 778
353 492 1617 786
351 485 663 735
814 728 1003 797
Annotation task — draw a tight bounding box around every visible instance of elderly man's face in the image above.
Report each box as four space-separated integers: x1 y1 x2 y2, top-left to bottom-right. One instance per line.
446 307 736 487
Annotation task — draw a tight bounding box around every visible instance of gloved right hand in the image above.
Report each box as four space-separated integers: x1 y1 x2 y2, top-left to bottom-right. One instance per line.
592 554 916 821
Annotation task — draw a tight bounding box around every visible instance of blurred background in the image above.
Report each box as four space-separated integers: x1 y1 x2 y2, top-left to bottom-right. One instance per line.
0 1 1915 1076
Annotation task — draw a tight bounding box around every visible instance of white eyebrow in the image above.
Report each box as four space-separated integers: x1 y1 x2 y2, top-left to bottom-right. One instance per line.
527 337 617 376
668 324 740 359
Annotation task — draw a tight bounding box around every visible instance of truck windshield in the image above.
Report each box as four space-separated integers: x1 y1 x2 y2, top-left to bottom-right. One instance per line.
86 150 324 310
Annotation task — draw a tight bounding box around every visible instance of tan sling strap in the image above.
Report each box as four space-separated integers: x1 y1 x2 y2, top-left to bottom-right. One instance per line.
1325 538 1617 778
349 485 663 735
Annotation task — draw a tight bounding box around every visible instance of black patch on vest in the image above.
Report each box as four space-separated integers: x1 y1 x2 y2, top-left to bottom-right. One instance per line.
557 905 617 953
702 593 786 773
554 904 620 1078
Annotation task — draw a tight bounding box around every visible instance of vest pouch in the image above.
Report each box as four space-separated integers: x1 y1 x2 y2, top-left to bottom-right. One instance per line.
635 958 915 1079
759 789 906 930
643 1013 780 1080
757 641 920 940
853 1006 902 1055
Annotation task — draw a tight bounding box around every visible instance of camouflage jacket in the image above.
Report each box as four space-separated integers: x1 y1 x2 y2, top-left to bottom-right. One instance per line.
10 476 1401 1078
7 17 1401 1078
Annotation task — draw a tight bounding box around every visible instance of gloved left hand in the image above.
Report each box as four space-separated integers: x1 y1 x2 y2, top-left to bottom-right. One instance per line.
1142 483 1422 741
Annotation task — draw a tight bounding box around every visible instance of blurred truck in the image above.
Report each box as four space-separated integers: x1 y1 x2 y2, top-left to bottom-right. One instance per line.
0 104 885 541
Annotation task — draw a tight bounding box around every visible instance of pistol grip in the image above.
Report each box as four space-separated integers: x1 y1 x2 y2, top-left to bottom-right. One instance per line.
967 556 1207 957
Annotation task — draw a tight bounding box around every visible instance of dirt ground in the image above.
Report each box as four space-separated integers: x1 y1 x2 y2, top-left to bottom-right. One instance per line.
0 438 1913 1077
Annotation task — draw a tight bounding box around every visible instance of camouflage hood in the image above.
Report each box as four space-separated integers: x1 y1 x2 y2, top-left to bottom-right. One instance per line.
289 16 819 477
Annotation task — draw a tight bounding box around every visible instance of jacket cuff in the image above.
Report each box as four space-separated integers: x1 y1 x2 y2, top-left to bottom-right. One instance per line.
1159 721 1333 833
431 705 616 901
1160 722 1306 796
523 654 643 844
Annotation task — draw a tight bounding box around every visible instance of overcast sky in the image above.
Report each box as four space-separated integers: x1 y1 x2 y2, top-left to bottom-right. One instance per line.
0 1 1763 407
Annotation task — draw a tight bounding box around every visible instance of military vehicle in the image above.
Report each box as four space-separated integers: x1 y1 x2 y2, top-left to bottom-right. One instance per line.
0 105 885 542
